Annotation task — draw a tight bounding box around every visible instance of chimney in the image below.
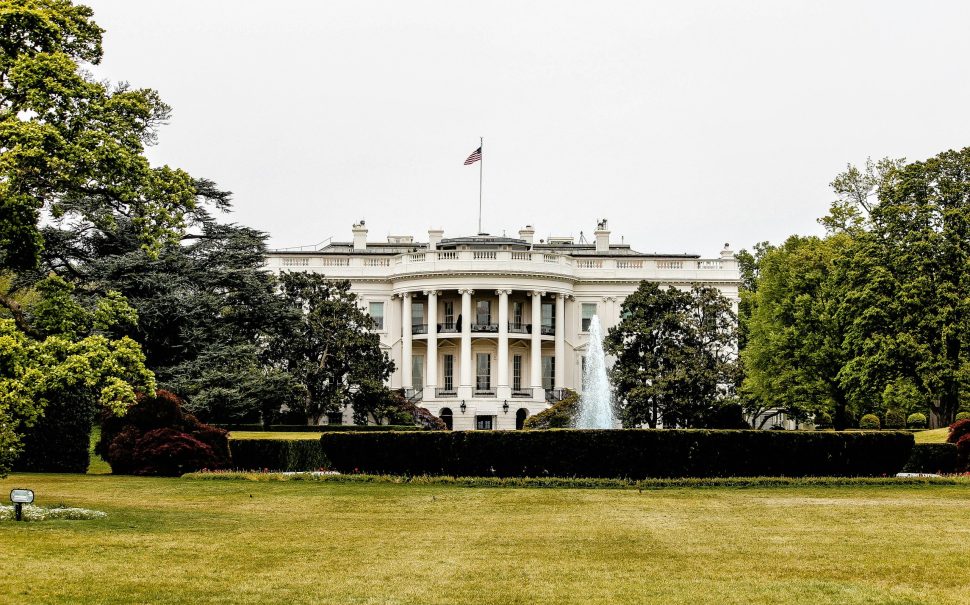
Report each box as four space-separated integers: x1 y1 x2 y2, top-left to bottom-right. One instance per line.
352 221 368 251
594 218 610 253
428 228 444 250
518 225 535 245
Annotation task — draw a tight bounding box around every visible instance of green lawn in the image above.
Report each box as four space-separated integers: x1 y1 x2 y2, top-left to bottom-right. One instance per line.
229 430 322 440
1 474 968 604
914 428 950 444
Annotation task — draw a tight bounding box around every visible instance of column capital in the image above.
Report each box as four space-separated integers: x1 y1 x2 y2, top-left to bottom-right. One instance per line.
422 289 440 296
602 296 618 302
530 290 546 297
558 293 574 300
395 292 413 299
458 288 475 295
495 289 513 296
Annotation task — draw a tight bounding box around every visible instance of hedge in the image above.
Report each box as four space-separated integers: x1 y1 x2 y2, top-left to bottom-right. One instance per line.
229 439 326 471
13 392 95 473
319 429 915 478
215 424 424 433
901 443 958 474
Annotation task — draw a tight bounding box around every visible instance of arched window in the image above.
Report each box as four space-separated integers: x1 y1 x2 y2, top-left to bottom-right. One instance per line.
439 407 453 431
516 408 529 430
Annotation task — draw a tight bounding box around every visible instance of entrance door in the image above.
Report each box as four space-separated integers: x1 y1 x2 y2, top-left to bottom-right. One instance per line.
475 415 493 430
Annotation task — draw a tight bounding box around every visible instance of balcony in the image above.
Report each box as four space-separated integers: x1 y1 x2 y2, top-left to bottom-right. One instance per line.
435 387 457 398
473 388 495 397
412 323 428 335
540 325 555 336
439 322 459 334
508 322 531 334
471 323 499 333
511 389 532 398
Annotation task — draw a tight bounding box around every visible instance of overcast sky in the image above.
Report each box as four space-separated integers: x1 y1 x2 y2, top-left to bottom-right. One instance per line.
84 0 970 256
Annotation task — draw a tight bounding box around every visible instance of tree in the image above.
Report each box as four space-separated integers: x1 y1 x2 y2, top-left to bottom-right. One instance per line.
267 272 395 425
836 148 970 426
741 235 855 428
0 0 226 275
0 317 154 476
605 281 739 428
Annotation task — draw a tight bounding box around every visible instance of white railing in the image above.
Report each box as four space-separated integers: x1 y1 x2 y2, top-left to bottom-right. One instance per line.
364 258 390 267
576 259 603 268
438 251 458 260
543 254 560 263
698 260 722 269
616 260 643 269
473 251 497 260
320 258 349 267
282 257 309 267
656 261 683 269
407 252 426 262
511 252 531 260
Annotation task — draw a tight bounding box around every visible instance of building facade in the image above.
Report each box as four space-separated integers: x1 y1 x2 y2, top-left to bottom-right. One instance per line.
264 220 741 430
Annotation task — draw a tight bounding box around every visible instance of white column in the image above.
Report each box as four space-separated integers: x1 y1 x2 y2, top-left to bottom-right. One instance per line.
531 290 543 399
425 290 438 396
555 293 565 390
497 289 511 399
459 288 473 399
401 293 412 390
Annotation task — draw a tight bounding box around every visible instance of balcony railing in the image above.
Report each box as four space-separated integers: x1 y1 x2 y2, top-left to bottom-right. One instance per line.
435 387 457 398
545 388 566 402
412 323 428 335
540 325 555 336
511 389 532 398
471 323 499 333
439 322 459 333
473 389 496 397
508 322 530 334
404 388 424 402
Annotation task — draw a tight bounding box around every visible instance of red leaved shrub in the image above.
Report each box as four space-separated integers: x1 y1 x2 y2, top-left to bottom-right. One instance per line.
96 390 229 476
947 418 970 444
947 419 970 473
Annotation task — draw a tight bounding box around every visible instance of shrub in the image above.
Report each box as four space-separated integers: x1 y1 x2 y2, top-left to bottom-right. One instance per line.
97 390 229 476
229 439 326 471
947 419 970 444
907 413 927 429
813 412 833 429
319 429 914 479
956 434 970 473
956 412 970 422
884 409 906 429
901 443 958 474
859 414 881 430
523 390 579 429
13 391 96 473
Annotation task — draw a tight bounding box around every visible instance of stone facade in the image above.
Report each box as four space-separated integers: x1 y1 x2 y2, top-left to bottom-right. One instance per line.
264 220 741 430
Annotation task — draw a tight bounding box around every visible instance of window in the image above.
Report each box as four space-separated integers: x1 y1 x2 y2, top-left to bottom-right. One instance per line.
412 355 424 391
439 408 453 430
476 300 491 325
541 301 555 329
368 302 384 330
443 301 454 329
411 302 424 329
476 353 491 391
443 355 454 391
326 411 343 425
542 356 555 390
581 303 597 332
476 415 493 430
512 355 522 390
512 301 523 328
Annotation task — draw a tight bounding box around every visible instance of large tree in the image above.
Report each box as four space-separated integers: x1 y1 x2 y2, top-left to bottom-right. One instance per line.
0 0 226 278
835 149 970 426
741 234 855 428
605 281 739 428
267 272 395 425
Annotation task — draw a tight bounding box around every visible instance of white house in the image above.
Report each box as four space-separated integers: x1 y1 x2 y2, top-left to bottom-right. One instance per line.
264 220 741 430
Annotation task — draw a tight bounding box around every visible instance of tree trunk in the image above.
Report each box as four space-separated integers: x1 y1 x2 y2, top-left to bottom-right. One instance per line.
832 393 850 431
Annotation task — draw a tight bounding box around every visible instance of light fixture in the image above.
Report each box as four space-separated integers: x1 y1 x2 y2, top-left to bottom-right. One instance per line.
460 400 467 414
502 400 510 413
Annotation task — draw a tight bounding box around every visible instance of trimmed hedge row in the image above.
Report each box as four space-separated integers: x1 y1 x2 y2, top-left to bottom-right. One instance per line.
229 439 326 471
901 443 958 474
319 429 915 478
216 424 424 433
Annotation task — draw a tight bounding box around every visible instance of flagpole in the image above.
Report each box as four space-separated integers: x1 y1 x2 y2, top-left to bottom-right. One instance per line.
478 136 483 234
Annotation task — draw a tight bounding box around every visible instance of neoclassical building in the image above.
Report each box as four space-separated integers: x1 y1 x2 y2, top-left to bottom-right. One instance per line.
264 220 740 430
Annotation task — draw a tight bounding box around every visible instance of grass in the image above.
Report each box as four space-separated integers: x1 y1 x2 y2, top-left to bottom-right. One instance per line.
1 473 968 604
914 428 950 444
228 430 321 440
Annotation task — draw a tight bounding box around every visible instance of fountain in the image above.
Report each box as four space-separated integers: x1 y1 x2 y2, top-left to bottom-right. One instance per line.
575 315 617 429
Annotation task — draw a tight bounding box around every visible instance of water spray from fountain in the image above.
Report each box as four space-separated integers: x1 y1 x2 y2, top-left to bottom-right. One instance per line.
576 315 617 429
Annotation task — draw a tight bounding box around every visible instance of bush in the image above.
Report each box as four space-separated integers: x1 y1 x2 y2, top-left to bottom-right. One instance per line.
213 424 426 432
319 429 915 479
901 443 958 474
229 439 326 471
859 414 881 430
947 419 970 444
13 391 95 473
97 390 229 476
813 412 833 429
884 410 906 429
956 412 970 422
956 435 970 473
523 390 579 429
907 413 927 429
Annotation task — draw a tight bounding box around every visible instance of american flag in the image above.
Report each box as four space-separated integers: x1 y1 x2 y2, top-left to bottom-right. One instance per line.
463 146 482 165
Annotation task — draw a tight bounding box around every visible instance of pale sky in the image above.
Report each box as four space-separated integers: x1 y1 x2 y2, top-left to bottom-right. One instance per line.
84 0 970 256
